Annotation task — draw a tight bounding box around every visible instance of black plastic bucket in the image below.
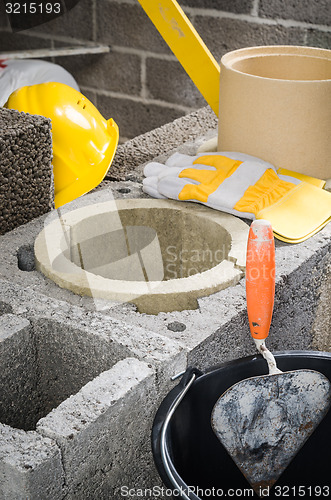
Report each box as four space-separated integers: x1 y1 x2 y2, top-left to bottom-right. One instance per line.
152 351 331 499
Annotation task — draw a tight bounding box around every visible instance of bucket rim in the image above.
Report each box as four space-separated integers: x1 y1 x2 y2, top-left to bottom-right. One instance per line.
151 350 331 499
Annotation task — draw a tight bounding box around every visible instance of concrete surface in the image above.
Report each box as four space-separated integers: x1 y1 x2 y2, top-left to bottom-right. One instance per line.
107 106 218 181
0 108 53 235
0 107 330 498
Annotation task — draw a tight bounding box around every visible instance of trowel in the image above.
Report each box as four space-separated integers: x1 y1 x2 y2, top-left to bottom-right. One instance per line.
211 220 331 496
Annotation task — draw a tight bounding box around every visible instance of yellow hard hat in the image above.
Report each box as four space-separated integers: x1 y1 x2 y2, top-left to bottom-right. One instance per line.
5 82 119 208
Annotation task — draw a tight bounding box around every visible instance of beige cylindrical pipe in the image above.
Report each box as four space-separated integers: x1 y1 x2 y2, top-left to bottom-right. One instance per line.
218 46 331 179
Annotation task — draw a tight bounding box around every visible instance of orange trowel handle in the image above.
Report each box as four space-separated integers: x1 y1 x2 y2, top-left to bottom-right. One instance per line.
246 220 275 340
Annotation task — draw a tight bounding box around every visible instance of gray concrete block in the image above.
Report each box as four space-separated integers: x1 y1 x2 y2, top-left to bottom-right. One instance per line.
55 50 142 96
0 315 38 431
96 1 170 54
0 108 53 235
181 0 253 13
0 313 30 340
312 255 331 352
259 0 331 26
96 94 185 139
31 0 93 40
0 2 9 28
0 278 186 378
37 358 156 497
306 29 331 49
194 16 306 60
0 425 64 500
31 317 130 425
270 241 331 353
108 106 217 180
146 57 206 108
0 31 52 52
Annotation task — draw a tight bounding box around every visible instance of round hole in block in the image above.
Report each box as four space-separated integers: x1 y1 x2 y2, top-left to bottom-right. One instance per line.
35 199 249 314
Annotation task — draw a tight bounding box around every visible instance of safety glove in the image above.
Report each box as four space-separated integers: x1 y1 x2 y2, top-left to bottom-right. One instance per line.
143 152 331 243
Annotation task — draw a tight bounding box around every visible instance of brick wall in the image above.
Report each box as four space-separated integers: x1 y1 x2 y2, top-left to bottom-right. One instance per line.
0 0 330 140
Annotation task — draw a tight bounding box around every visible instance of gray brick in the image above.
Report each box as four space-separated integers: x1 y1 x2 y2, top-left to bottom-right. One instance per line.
55 50 141 95
31 0 93 40
306 29 331 49
0 2 9 28
181 0 253 14
0 32 51 52
194 16 306 60
259 0 331 26
146 57 206 108
96 94 186 139
96 1 170 54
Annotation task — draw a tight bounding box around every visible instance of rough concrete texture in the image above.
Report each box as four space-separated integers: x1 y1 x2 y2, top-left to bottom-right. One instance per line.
0 423 64 500
106 106 218 181
146 58 206 108
37 358 155 498
259 0 331 26
0 108 53 236
194 16 306 60
0 107 330 498
181 0 253 11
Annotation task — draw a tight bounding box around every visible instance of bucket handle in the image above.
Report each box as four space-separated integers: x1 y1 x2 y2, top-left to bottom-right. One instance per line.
160 371 197 499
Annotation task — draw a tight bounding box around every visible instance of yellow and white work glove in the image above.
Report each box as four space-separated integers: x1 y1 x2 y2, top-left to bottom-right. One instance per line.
143 152 331 243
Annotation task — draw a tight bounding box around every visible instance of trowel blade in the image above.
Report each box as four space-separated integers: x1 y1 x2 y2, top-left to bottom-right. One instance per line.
211 370 331 497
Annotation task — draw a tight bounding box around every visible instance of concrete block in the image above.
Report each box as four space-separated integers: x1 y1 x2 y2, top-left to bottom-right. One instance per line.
31 317 130 424
37 358 156 497
0 307 173 498
55 50 141 96
0 2 9 28
0 315 38 431
271 242 331 354
312 254 331 352
0 32 52 52
96 1 170 54
259 0 331 26
307 29 331 49
181 0 252 13
146 57 206 107
194 16 306 60
0 314 65 499
31 0 93 40
0 108 53 235
0 425 64 500
96 94 185 139
0 279 186 379
109 106 218 180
